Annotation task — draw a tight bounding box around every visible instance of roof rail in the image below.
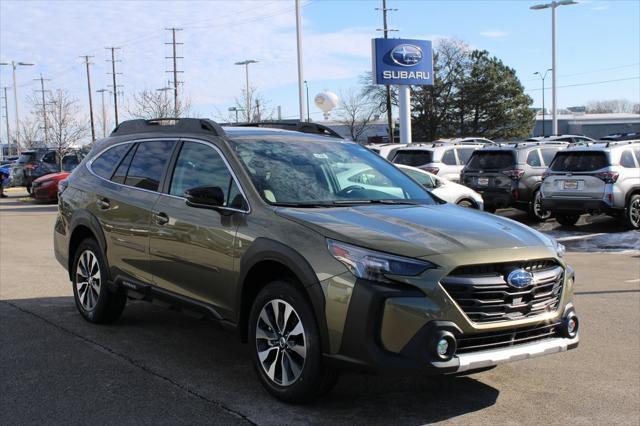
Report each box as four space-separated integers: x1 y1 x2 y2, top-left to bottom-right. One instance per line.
110 118 225 137
604 139 640 148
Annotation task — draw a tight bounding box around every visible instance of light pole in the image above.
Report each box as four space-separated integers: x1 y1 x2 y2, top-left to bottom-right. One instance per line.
534 68 552 136
234 59 258 123
530 0 578 135
295 0 305 121
0 60 35 154
304 80 310 122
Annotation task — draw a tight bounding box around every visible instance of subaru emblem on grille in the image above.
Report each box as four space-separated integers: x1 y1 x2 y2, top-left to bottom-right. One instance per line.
506 269 533 288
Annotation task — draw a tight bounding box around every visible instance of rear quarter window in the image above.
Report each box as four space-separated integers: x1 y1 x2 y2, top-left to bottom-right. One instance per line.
550 151 610 172
466 151 516 170
91 144 132 179
392 150 434 167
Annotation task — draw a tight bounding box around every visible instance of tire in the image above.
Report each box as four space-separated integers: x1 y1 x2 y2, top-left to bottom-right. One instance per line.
556 213 580 227
456 199 477 209
528 190 551 222
249 280 338 403
623 194 640 230
72 238 126 323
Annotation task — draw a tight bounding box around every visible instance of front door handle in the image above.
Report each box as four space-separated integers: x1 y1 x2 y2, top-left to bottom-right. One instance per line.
152 211 169 226
96 197 111 210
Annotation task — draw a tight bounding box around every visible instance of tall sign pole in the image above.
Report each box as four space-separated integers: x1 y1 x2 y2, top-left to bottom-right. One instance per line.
295 0 305 121
372 38 433 145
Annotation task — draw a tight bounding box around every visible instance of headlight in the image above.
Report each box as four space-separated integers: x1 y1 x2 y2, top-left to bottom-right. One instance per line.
327 239 435 283
548 237 565 258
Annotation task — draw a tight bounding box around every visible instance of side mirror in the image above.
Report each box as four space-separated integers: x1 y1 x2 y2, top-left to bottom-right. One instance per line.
184 186 225 209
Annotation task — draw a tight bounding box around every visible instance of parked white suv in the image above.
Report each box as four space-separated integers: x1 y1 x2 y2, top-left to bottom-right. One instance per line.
391 142 486 182
365 143 406 160
541 140 640 229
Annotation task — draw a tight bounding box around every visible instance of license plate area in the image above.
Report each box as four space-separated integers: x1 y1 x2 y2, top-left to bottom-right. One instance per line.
563 180 578 190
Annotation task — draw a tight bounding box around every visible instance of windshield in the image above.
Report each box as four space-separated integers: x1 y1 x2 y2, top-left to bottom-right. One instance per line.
466 151 515 170
550 151 609 172
17 152 36 164
61 154 80 172
229 138 435 206
392 150 433 166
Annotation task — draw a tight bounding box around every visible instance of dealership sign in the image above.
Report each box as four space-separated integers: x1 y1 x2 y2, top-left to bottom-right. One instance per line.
372 38 433 86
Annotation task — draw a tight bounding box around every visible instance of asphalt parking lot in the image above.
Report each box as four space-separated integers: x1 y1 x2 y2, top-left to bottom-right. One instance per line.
1 189 639 425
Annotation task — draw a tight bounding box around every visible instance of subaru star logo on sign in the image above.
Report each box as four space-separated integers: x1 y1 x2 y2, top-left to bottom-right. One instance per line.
507 269 534 288
372 38 433 85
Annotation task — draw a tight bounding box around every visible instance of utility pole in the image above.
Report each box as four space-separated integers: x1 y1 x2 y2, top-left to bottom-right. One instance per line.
165 28 184 118
0 61 35 155
33 74 51 145
255 99 261 122
1 87 9 159
295 0 305 121
376 0 398 143
80 55 96 142
96 89 108 137
106 47 122 126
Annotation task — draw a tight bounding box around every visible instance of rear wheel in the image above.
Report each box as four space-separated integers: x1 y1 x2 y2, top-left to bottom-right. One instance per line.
556 213 580 227
528 190 551 221
249 280 338 403
623 194 640 230
72 238 126 323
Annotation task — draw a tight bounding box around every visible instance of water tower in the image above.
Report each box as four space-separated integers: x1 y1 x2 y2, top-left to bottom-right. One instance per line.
314 91 338 120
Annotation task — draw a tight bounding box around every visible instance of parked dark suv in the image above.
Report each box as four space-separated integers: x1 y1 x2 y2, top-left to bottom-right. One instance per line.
54 119 579 402
461 142 568 219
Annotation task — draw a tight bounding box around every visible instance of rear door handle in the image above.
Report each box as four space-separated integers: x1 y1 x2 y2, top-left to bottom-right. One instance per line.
152 211 169 226
96 197 111 210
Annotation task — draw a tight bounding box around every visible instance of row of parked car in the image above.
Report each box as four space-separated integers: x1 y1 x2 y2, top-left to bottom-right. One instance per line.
367 135 640 230
1 148 86 202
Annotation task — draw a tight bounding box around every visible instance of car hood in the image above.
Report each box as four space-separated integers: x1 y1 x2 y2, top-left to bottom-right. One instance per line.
276 203 552 259
33 172 70 183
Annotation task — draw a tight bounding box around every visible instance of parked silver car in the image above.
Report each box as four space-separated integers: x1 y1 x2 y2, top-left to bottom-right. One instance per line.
397 165 484 209
541 140 640 229
391 142 486 182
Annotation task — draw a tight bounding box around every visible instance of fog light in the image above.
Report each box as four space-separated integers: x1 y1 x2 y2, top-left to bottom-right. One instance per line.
437 338 449 356
563 315 579 338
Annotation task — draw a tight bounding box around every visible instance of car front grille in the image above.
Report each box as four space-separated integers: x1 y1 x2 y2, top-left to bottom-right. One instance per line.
441 259 563 323
456 321 562 354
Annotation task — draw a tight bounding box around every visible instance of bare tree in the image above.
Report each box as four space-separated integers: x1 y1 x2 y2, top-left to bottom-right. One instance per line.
336 88 379 142
126 89 192 119
233 86 274 123
47 89 88 167
18 115 43 150
586 99 636 114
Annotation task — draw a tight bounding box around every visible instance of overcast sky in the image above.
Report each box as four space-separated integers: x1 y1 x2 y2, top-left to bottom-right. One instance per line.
1 0 638 129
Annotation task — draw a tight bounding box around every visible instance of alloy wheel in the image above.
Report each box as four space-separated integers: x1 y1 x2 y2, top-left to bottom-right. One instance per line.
75 250 101 311
630 198 640 227
255 299 306 386
534 191 551 220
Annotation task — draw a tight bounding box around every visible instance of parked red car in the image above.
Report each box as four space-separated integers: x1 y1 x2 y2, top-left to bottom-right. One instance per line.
31 172 70 202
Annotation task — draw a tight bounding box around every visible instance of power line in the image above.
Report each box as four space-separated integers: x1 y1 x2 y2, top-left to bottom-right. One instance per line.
526 76 639 91
521 62 640 83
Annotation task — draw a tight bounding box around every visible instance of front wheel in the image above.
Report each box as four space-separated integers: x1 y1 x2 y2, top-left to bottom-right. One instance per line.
249 280 338 403
528 190 551 222
623 194 640 230
456 199 477 209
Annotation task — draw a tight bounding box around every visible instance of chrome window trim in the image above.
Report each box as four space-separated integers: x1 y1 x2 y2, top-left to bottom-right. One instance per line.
86 137 251 214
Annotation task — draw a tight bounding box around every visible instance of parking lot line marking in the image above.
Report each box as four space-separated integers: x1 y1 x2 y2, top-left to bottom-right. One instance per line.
556 233 606 242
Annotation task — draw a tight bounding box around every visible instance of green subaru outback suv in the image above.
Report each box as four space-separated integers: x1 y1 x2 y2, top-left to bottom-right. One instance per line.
54 118 579 402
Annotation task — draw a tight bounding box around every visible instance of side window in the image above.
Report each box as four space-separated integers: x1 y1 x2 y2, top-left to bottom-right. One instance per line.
526 149 542 167
540 149 557 166
620 150 636 168
457 148 475 165
441 149 456 165
111 144 136 184
405 169 434 188
91 144 131 179
42 151 57 164
125 140 175 191
170 141 244 208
